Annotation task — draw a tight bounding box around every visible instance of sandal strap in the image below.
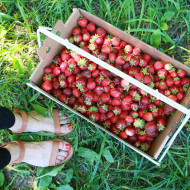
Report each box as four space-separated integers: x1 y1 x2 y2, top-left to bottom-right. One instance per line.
49 141 60 166
9 140 25 165
53 109 60 135
13 108 28 133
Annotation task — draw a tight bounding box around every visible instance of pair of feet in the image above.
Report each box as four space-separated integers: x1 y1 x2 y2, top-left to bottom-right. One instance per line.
3 109 73 167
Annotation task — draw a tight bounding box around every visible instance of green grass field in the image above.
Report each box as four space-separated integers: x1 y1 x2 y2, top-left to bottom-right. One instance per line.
0 0 190 189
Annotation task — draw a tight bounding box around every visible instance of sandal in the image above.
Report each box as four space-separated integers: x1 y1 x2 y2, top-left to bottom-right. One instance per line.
1 139 73 167
12 108 72 136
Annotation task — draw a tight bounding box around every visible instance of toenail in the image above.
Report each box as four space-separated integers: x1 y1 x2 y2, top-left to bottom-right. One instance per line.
67 125 71 128
68 127 72 131
65 143 69 149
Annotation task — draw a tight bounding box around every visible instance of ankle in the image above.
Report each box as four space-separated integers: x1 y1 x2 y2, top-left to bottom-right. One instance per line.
9 112 23 132
4 143 20 163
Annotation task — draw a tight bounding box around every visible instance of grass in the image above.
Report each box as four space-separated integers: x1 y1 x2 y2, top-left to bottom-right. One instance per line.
0 0 190 189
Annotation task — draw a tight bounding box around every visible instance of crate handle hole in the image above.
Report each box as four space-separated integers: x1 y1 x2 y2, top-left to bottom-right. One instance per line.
46 46 51 53
56 31 61 36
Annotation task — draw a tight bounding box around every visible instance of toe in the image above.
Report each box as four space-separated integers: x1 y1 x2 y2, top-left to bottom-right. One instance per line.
60 119 69 125
59 111 69 120
60 124 72 134
57 150 68 158
55 159 63 165
58 141 70 151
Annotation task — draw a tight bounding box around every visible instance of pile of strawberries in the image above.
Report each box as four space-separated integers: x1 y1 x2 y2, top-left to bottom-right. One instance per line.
41 17 190 151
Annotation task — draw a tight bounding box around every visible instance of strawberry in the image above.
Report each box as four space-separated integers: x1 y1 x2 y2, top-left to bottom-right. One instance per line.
72 27 81 35
157 69 168 79
141 96 149 105
139 59 148 68
74 34 83 43
176 92 184 101
90 112 100 122
115 119 126 130
164 104 176 115
144 75 152 84
128 135 137 142
110 125 119 134
101 94 111 103
143 54 151 61
132 47 141 56
88 42 98 51
98 104 108 114
169 69 177 78
177 69 186 78
62 88 72 97
96 28 106 37
159 80 167 90
83 33 91 41
181 78 190 86
124 44 133 53
140 141 151 151
135 73 144 82
113 106 122 115
115 56 125 65
44 67 53 75
112 97 121 106
130 103 139 111
53 67 61 76
145 121 157 138
137 131 147 142
166 76 174 86
111 36 120 46
101 44 112 54
164 63 173 71
168 95 178 102
173 77 181 86
157 118 166 131
134 118 145 129
125 127 136 136
59 94 67 102
78 17 88 28
87 22 96 33
110 88 121 98
72 88 81 98
134 140 141 148
119 131 128 139
143 112 153 121
42 81 52 92
154 61 164 70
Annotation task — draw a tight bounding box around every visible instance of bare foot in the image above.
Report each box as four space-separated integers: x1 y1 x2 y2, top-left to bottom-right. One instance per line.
4 140 72 167
10 110 72 135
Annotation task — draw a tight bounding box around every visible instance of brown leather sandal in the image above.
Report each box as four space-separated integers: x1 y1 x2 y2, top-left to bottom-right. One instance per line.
1 140 73 167
11 108 72 136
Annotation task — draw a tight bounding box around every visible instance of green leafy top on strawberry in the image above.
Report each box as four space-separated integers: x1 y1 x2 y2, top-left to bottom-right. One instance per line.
134 119 145 128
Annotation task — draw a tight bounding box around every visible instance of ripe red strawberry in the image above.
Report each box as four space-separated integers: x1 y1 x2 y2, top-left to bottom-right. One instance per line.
173 77 181 86
164 104 176 115
43 74 52 82
128 135 137 142
108 53 116 62
143 112 153 121
42 81 52 92
101 44 112 54
98 104 108 114
157 69 168 79
135 73 144 82
139 59 148 68
147 65 155 75
166 76 174 86
82 33 90 41
88 42 98 51
113 106 122 115
168 95 178 102
125 115 134 123
170 86 179 95
132 47 141 56
110 88 121 98
157 118 166 131
164 63 173 71
181 78 190 86
128 66 140 75
78 17 88 28
90 112 100 122
87 22 96 33
52 80 60 90
59 94 67 102
137 131 147 142
112 97 121 106
141 96 149 105
115 119 126 130
124 44 133 53
110 125 119 134
154 61 164 70
96 28 106 37
72 87 81 98
134 140 141 148
74 34 83 43
169 69 177 78
101 94 110 103
77 104 87 114
159 80 167 90
125 127 136 136
140 141 151 151
119 131 128 139
177 69 186 78
111 36 120 46
144 75 152 84
143 54 151 61
44 67 53 75
176 92 184 101
53 67 61 76
145 121 157 138
72 27 81 35
130 103 139 111
62 88 72 97
115 56 125 65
